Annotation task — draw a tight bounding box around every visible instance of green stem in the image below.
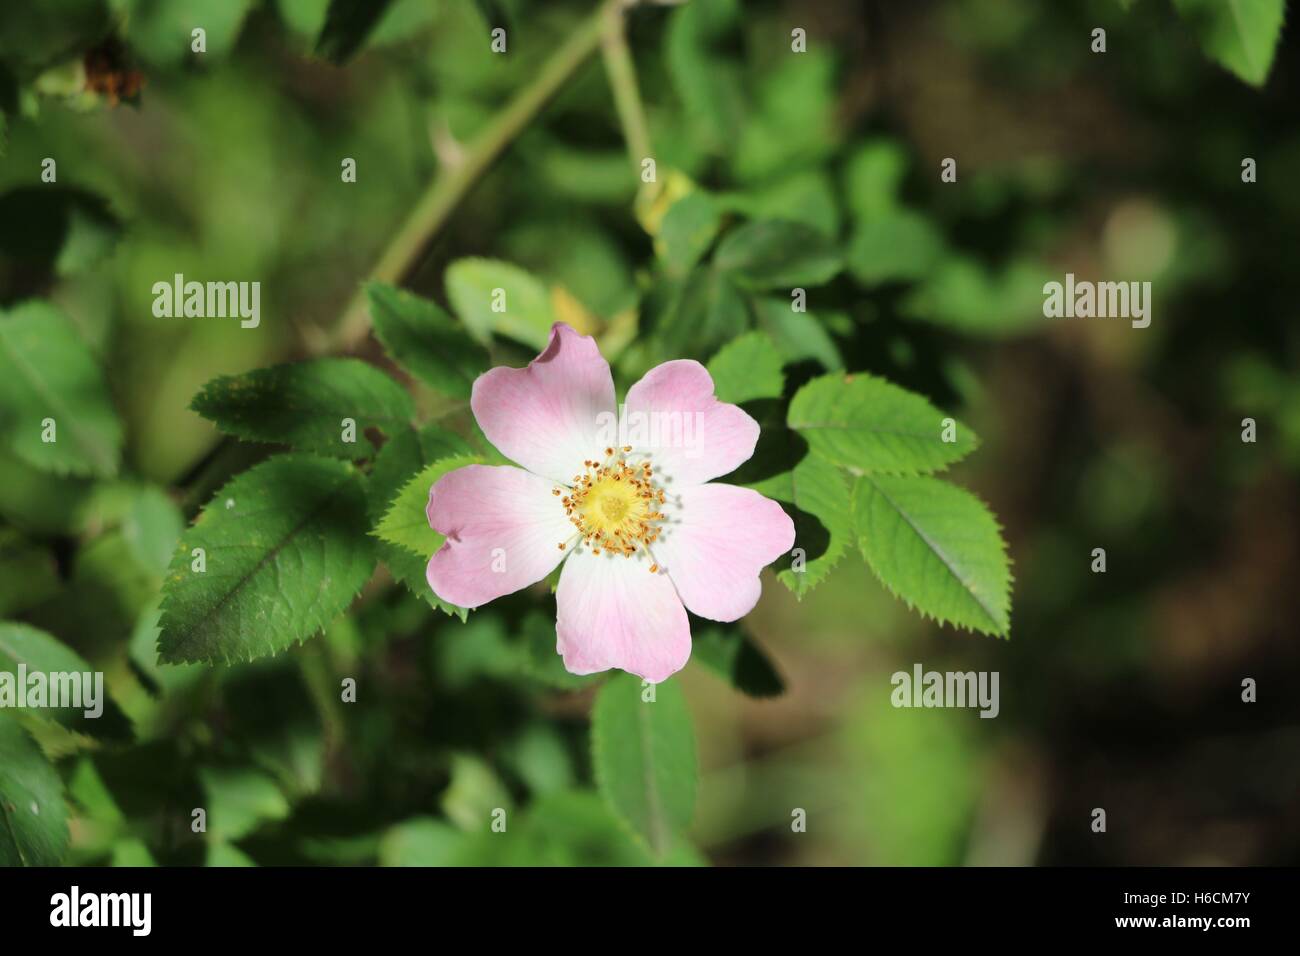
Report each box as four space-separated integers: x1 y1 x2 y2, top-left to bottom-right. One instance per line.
600 1 652 172
324 1 616 354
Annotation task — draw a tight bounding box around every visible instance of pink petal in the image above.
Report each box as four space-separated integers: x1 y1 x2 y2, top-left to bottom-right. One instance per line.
426 464 572 609
471 323 617 483
652 483 795 622
622 360 759 487
555 549 691 683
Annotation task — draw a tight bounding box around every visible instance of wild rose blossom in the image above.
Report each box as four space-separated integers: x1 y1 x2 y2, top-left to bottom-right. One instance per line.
426 323 794 683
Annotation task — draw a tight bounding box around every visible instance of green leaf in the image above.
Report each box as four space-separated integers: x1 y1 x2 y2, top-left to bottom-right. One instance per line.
448 789 705 866
774 452 853 599
120 486 185 575
502 723 575 796
436 615 525 686
0 622 132 741
315 0 398 63
899 256 1050 337
0 301 123 477
530 144 637 206
503 221 635 318
366 425 474 619
67 757 124 831
368 425 476 510
0 712 69 866
0 187 121 278
199 765 290 841
442 753 512 831
468 417 513 466
721 168 841 235
788 373 978 475
731 49 840 184
706 331 785 405
691 626 784 697
665 0 746 149
519 610 599 691
714 219 843 290
853 475 1012 636
1172 0 1285 86
468 0 510 29
657 192 723 275
111 838 156 867
230 672 325 798
0 531 59 617
366 282 490 399
191 358 414 458
591 673 697 857
845 209 946 287
648 268 750 360
284 0 435 50
843 138 909 221
206 841 257 867
750 296 844 370
121 0 257 67
445 258 556 350
0 457 93 536
380 817 466 866
51 530 159 647
0 0 110 78
372 454 481 556
157 455 376 664
839 685 979 865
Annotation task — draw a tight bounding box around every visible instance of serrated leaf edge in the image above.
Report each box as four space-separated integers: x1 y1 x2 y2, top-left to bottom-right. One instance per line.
157 456 374 665
369 453 483 556
854 475 1014 638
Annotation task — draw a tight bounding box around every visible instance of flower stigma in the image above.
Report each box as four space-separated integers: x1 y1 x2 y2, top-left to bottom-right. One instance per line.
554 446 666 566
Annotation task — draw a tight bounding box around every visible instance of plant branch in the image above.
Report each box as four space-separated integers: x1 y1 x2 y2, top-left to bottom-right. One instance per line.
600 1 652 172
182 2 631 509
322 0 618 355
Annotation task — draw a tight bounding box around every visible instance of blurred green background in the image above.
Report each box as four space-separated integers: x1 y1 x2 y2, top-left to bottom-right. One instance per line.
1 0 1297 866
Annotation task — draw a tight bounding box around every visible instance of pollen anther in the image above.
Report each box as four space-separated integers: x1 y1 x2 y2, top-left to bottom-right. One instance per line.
556 447 667 559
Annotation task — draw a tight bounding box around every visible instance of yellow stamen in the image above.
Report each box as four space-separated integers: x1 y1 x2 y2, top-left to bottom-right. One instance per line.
556 447 667 559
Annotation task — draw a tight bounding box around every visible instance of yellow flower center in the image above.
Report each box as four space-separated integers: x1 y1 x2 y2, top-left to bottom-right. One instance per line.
593 483 634 524
553 447 666 567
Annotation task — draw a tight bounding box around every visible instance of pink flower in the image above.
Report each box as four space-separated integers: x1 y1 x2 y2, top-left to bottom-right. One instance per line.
425 323 795 683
